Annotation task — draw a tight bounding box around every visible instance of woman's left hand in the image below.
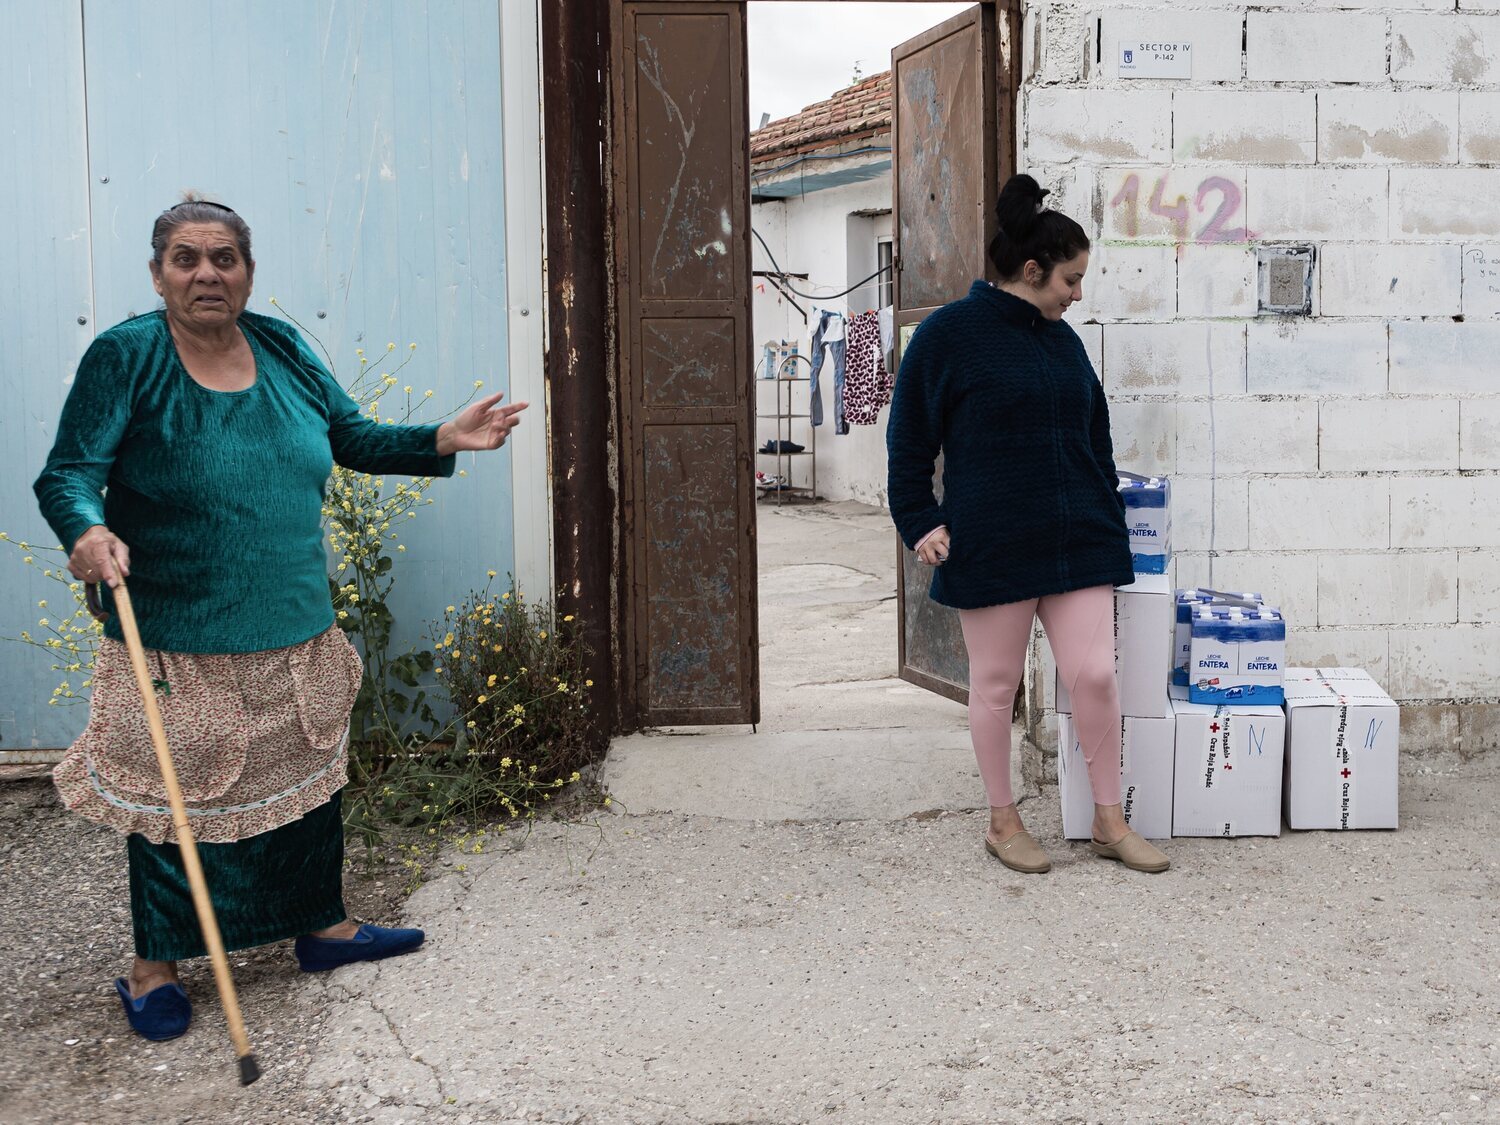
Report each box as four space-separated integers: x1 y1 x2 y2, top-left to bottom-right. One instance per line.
435 393 530 456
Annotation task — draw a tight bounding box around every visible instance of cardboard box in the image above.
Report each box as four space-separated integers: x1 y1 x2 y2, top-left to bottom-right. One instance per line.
1283 668 1400 831
1057 711 1176 840
1118 472 1171 575
1057 573 1173 719
1170 693 1286 837
1188 606 1286 706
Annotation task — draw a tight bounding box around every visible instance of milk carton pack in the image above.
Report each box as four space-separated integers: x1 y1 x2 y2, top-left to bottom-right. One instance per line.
1188 606 1286 706
1057 712 1175 840
1056 573 1173 719
1282 668 1400 830
1118 472 1170 575
1170 694 1286 837
1173 589 1263 687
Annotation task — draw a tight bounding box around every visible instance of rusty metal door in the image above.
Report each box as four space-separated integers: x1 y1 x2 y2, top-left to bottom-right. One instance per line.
892 3 1019 705
610 2 758 727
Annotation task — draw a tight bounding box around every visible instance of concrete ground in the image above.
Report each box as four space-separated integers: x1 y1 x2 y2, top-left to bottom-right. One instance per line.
8 502 1498 1123
293 502 1496 1123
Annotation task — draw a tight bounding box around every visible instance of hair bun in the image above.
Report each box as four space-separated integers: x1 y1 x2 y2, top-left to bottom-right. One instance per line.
996 174 1050 240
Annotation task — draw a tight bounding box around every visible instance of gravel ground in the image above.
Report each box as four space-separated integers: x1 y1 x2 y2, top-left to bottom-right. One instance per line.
4 758 1498 1124
0 773 413 1124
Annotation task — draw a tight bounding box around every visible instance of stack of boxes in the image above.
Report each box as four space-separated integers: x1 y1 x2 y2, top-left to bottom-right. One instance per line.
1054 473 1401 839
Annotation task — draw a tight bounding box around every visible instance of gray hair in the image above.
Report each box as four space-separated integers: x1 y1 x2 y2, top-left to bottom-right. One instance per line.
150 193 253 266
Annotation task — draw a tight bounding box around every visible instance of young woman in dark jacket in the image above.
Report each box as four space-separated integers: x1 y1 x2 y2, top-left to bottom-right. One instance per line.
887 174 1170 876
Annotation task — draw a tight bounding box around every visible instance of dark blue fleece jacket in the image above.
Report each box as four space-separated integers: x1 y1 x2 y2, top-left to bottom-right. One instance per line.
886 281 1134 610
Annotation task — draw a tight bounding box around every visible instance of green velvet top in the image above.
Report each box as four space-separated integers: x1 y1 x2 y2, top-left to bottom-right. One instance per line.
34 310 455 654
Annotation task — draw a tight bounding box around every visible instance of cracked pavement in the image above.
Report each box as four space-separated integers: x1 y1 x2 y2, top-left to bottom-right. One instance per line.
6 502 1498 1123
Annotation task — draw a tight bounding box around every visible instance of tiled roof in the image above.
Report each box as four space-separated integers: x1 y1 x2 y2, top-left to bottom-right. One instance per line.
750 71 891 166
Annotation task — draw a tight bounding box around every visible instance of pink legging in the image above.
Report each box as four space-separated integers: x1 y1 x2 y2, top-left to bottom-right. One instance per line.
958 585 1121 809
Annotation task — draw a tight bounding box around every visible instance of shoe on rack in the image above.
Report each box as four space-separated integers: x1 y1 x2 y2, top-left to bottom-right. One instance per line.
114 977 192 1041
294 924 426 973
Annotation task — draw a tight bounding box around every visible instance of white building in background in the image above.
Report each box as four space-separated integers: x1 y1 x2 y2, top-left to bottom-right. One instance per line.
757 1 1500 754
750 73 896 509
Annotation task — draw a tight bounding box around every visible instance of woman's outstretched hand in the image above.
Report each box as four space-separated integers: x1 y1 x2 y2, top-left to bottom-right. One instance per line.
435 393 530 456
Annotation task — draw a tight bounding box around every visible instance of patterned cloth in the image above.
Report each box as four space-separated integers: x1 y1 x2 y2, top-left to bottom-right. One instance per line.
53 625 362 844
843 310 892 426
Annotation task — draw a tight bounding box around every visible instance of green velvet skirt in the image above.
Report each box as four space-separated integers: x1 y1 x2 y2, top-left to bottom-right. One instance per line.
127 791 346 962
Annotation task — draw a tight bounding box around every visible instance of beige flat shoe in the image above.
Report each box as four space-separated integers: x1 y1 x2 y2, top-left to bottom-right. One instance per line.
985 829 1052 874
1089 830 1170 873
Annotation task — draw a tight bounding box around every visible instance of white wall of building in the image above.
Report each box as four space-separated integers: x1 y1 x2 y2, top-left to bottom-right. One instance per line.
751 171 894 508
1023 0 1500 751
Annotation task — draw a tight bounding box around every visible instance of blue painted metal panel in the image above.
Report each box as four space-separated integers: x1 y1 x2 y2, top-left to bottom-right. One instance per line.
1 1 513 747
0 3 95 750
751 157 893 200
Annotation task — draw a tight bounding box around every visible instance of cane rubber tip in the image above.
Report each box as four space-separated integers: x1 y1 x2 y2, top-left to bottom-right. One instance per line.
239 1053 262 1086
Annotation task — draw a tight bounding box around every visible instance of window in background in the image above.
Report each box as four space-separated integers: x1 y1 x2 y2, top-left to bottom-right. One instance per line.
877 237 894 309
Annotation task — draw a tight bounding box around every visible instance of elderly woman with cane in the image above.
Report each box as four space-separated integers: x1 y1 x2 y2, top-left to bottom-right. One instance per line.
33 197 527 1043
887 174 1170 877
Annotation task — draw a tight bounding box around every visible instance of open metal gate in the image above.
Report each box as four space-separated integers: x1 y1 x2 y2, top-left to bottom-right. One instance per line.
892 2 1021 706
609 2 759 727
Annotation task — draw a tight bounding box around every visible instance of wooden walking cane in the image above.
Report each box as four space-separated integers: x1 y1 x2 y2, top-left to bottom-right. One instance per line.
89 578 262 1085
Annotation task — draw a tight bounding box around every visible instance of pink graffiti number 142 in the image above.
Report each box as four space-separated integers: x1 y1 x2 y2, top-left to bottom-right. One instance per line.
1110 173 1255 244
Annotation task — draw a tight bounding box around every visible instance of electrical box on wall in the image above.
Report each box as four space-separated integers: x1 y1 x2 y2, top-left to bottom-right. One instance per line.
1258 245 1315 315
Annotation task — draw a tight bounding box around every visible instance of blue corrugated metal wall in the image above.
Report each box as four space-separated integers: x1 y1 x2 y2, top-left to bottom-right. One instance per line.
1 1 514 749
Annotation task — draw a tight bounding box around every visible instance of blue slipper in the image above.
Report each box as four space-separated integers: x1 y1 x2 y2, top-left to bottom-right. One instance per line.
294 924 425 973
114 977 192 1041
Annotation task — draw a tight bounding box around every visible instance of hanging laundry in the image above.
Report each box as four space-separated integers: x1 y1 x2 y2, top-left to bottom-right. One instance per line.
807 309 844 429
843 309 891 427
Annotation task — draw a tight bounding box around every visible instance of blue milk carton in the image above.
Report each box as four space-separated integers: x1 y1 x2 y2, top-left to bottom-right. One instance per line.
1118 472 1171 575
1172 589 1263 687
1189 606 1286 706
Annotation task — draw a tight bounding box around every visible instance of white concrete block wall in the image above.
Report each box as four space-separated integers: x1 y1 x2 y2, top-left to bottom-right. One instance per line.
1320 243 1462 317
1460 399 1500 468
1174 92 1316 165
1319 398 1460 471
1389 321 1500 392
1247 13 1388 83
1458 551 1500 623
1391 168 1500 238
1245 321 1388 395
1177 246 1258 318
1245 167 1388 241
1392 14 1500 85
1458 93 1500 163
1026 89 1172 163
1318 552 1460 626
1318 90 1459 165
1018 0 1500 745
